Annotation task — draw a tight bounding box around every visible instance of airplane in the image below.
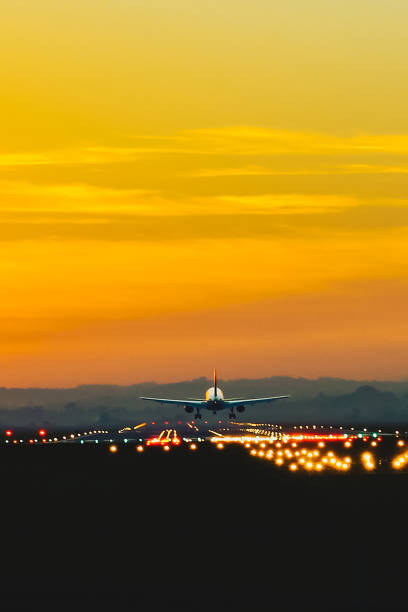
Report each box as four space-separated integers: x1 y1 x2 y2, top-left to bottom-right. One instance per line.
140 370 289 419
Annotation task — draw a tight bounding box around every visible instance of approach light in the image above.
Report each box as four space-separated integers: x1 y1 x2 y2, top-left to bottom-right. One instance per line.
5 430 12 437
38 429 46 437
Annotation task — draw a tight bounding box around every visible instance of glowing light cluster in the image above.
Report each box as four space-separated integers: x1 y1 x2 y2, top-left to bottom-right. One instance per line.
392 448 408 470
361 452 376 471
146 429 181 448
286 434 354 442
245 439 352 472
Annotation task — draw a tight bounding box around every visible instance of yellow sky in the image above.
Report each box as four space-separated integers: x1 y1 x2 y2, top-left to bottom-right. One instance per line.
1 0 408 385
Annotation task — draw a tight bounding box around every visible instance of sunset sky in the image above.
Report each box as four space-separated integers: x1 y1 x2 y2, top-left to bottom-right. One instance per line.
1 0 408 386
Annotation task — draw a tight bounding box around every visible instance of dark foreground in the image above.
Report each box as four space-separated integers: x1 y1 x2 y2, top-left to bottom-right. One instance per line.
1 443 407 611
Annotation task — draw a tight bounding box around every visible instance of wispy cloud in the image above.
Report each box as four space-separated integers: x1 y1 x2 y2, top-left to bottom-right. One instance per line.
4 128 408 170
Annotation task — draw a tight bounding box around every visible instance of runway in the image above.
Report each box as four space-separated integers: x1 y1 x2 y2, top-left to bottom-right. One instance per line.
1 421 408 610
2 420 407 474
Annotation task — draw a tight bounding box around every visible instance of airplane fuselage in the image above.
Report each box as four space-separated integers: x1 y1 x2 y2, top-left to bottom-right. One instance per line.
205 385 224 403
198 386 243 414
140 370 289 419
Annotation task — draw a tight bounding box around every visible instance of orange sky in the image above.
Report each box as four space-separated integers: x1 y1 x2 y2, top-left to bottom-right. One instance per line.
1 1 408 385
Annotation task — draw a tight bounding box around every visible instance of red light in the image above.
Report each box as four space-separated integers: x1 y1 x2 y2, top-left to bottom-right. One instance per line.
38 429 46 437
164 421 169 425
5 430 12 437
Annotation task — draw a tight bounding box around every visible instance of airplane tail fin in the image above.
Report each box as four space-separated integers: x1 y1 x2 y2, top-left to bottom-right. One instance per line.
213 369 217 396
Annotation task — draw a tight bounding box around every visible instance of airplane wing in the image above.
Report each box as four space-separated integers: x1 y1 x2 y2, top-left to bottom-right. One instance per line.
140 397 206 408
226 395 290 407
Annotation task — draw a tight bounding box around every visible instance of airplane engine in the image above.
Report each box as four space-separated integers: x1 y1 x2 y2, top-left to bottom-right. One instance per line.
184 406 194 413
237 405 245 413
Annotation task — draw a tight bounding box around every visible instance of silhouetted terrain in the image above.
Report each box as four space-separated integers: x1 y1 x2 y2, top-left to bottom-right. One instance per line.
0 376 408 427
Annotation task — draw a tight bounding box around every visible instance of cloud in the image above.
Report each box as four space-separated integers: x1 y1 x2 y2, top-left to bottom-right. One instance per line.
4 128 408 171
194 163 408 178
215 193 358 215
182 127 408 157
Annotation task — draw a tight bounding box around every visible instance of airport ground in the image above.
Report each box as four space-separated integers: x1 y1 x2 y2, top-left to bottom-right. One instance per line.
1 423 408 611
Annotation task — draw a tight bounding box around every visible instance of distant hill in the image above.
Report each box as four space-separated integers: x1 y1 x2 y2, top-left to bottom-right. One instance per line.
0 376 407 427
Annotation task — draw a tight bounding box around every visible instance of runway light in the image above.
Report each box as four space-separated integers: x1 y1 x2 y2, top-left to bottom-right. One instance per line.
109 445 118 453
136 445 144 452
38 429 46 437
189 443 197 451
361 452 375 471
217 443 224 450
163 445 170 451
289 463 298 471
5 430 12 437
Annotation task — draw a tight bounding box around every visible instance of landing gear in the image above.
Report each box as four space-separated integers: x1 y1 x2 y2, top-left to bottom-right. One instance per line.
195 411 202 419
229 411 236 420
